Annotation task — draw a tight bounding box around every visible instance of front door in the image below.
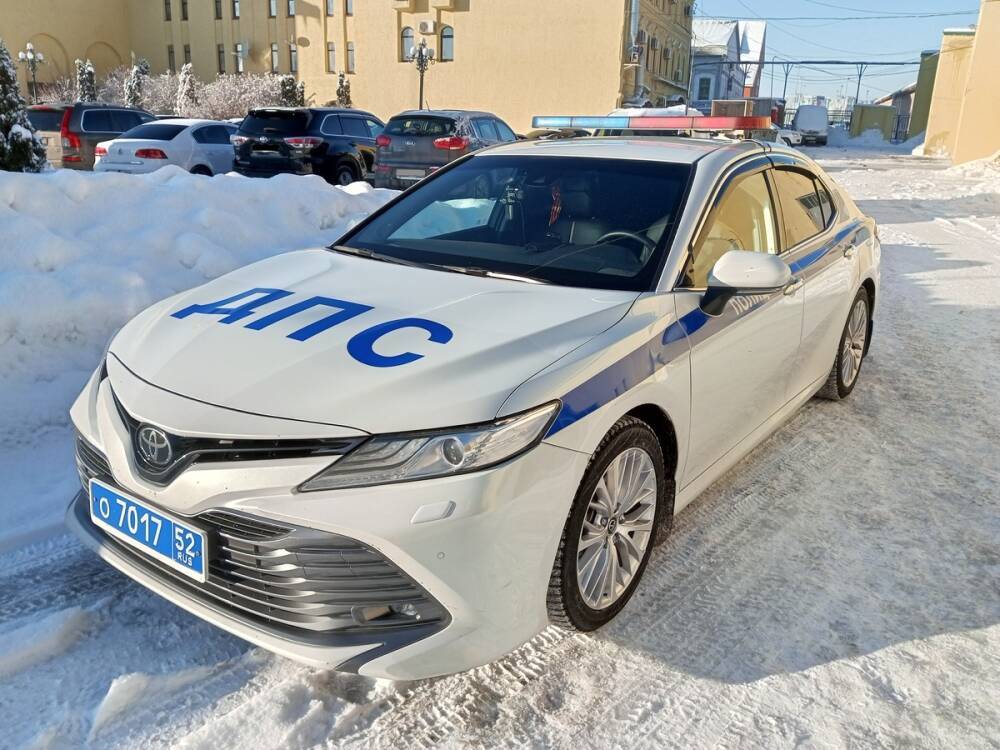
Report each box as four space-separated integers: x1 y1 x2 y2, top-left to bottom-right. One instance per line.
675 165 805 487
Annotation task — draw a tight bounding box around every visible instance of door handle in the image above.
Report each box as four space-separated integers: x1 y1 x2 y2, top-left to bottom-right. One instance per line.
783 276 804 296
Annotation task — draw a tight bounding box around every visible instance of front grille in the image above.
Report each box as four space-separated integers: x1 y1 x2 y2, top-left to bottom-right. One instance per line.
76 436 113 489
80 491 447 635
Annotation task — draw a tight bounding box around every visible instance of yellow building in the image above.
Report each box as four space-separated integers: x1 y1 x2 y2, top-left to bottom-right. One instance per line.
924 0 1000 164
3 0 693 133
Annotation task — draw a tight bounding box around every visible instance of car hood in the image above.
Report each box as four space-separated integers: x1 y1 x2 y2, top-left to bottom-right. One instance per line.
110 248 638 434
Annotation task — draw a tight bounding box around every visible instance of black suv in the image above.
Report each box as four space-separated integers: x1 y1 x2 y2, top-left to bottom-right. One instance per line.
232 107 384 185
26 102 154 170
374 110 517 190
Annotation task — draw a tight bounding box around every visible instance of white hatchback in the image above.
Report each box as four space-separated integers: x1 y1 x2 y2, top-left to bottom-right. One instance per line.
94 119 238 176
69 133 880 680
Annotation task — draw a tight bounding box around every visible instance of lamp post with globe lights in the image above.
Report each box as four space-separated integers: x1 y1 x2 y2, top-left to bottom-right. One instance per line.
407 38 435 110
17 42 45 104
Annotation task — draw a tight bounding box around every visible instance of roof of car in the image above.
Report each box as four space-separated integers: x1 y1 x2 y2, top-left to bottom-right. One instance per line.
248 106 377 117
143 118 231 127
478 136 762 165
391 109 495 120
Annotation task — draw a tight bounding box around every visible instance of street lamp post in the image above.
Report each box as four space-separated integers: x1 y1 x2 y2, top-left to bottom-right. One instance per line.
17 42 45 104
407 38 435 110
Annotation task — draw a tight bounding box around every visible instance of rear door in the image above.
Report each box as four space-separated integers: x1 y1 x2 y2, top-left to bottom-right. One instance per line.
199 125 238 174
79 109 118 168
26 107 66 166
379 115 460 181
340 115 376 176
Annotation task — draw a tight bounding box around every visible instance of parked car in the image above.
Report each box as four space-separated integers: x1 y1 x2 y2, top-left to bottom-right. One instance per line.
68 123 879 680
26 102 155 169
232 107 384 185
792 105 829 145
772 124 803 147
374 110 517 190
94 119 239 176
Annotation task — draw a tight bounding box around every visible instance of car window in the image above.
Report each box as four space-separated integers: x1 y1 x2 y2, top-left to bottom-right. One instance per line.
682 171 778 288
26 108 65 131
319 114 343 135
203 125 234 144
494 119 517 142
341 116 369 138
384 117 456 136
120 123 186 141
473 118 499 141
241 110 310 135
81 109 113 132
365 118 384 138
112 110 150 132
772 169 825 249
815 178 835 227
344 154 692 292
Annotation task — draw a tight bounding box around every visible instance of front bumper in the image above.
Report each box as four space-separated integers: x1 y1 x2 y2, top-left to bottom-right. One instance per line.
68 368 589 679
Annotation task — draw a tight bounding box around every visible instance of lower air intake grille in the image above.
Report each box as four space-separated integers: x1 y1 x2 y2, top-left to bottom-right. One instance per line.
76 435 113 489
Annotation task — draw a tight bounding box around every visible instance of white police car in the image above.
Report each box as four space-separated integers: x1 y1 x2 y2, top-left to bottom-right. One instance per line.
68 115 880 680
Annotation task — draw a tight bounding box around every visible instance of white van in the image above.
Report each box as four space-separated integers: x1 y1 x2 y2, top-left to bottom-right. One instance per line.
792 105 829 145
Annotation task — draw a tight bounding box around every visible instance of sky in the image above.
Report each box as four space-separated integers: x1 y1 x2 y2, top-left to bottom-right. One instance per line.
694 0 981 104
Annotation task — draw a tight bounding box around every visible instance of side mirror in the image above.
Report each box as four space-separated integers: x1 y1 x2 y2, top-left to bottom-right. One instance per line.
701 250 793 315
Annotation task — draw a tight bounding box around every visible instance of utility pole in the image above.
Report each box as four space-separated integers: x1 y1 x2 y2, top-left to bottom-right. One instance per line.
781 61 795 100
17 42 45 104
854 62 869 108
408 38 435 110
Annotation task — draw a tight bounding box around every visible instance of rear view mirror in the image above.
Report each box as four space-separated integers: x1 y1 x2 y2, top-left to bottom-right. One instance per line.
701 250 792 315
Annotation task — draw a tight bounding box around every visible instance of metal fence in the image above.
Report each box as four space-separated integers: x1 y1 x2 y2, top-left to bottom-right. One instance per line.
782 107 911 143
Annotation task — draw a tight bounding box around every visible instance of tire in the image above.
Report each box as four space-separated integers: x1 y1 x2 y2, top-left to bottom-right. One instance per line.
547 416 667 631
818 137 828 146
190 165 213 176
332 162 358 186
782 137 793 147
817 288 870 400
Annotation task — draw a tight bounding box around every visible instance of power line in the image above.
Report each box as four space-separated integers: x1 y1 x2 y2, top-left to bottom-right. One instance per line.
799 0 961 16
701 10 977 21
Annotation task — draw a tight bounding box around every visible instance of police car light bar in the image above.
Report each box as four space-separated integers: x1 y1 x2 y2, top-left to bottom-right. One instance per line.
532 115 774 131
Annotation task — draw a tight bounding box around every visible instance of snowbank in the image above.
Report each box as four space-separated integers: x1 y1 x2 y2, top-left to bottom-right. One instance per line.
0 606 93 677
824 125 923 153
0 168 394 442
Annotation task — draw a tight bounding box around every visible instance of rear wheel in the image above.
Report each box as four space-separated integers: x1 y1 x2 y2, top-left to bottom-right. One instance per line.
547 417 666 631
190 165 212 176
818 289 870 400
332 162 358 186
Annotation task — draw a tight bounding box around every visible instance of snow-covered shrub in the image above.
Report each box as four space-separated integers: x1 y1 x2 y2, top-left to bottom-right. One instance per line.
336 72 352 108
37 76 76 104
0 39 47 172
143 72 179 115
123 58 150 109
175 63 197 116
194 73 287 119
75 59 96 102
279 75 302 107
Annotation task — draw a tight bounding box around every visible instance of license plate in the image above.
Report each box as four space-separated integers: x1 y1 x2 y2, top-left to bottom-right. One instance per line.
89 479 208 582
396 168 426 180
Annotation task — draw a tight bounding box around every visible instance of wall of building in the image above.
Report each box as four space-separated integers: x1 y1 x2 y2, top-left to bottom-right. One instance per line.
627 0 693 106
1 0 131 88
952 0 1000 164
923 29 975 157
907 51 938 139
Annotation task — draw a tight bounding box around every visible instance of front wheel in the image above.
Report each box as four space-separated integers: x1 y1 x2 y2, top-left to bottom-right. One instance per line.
818 289 870 400
547 417 666 631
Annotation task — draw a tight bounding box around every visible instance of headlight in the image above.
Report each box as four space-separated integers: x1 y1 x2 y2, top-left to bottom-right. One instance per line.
298 401 560 491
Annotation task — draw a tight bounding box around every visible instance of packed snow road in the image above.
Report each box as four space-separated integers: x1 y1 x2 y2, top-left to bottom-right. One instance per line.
1 151 998 749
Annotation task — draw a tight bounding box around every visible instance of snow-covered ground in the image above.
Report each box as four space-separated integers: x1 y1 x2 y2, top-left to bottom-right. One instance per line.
1 152 998 749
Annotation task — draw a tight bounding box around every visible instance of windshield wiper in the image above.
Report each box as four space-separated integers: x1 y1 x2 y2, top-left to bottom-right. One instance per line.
438 265 549 285
330 245 429 269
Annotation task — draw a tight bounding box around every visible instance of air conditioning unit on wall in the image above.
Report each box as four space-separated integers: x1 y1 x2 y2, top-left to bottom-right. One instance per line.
418 20 436 35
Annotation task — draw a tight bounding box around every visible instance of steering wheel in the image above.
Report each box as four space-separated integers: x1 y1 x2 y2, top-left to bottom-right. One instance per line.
595 230 657 260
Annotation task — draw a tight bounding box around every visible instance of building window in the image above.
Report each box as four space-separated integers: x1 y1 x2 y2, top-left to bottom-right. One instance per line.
232 0 240 18
269 0 276 16
235 43 245 73
270 42 279 72
346 41 355 72
167 45 176 72
164 0 172 21
400 27 414 62
327 42 336 72
217 44 226 73
289 43 298 72
215 0 222 19
440 25 454 61
345 0 353 16
181 0 188 20
696 76 711 100
288 0 295 15
184 44 191 64
326 0 335 14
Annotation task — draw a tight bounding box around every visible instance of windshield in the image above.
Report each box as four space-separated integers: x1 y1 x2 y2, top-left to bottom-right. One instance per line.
342 155 691 291
384 117 457 137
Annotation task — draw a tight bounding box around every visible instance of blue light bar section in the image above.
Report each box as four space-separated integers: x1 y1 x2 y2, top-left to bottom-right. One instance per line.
532 116 630 129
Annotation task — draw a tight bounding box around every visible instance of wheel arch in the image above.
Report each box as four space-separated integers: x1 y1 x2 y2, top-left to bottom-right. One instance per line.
860 277 876 355
623 403 679 527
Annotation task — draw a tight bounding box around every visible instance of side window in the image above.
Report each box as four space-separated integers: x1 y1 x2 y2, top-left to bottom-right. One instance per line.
772 169 825 249
205 126 232 144
682 171 778 288
191 126 209 144
815 178 835 227
494 119 517 142
82 110 113 132
320 115 343 135
473 118 499 141
365 118 384 138
341 117 369 137
111 111 142 132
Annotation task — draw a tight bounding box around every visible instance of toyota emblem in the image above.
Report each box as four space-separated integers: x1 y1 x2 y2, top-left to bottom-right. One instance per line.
137 425 173 468
258 136 270 143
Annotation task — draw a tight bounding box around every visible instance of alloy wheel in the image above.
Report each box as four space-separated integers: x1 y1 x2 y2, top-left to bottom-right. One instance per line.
840 297 868 386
